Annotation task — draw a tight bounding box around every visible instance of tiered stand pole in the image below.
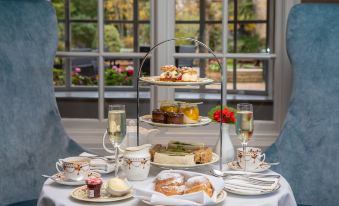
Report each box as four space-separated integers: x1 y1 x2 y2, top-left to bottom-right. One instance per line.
136 37 225 170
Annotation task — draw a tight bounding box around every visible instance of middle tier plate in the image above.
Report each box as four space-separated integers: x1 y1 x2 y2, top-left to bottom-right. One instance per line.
140 115 211 127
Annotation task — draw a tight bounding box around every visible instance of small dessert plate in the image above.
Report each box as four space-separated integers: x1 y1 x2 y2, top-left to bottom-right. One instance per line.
141 190 226 206
71 184 133 203
151 153 219 169
50 172 101 186
227 161 271 173
140 115 211 127
140 76 214 86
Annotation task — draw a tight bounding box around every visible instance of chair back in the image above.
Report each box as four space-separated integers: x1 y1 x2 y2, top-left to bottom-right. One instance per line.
266 4 339 206
0 1 84 204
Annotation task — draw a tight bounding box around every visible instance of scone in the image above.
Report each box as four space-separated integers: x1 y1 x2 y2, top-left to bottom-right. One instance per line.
155 172 186 196
155 172 185 186
184 176 213 197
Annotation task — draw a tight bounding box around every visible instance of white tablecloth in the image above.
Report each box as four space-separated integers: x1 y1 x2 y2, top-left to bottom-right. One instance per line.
38 166 297 206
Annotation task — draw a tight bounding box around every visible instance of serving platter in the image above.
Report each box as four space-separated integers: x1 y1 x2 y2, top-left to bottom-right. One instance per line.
140 115 211 127
139 76 214 86
151 153 219 169
141 190 226 206
71 184 133 203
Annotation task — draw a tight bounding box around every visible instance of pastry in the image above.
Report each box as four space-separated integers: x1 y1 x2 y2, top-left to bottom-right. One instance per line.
160 65 179 81
166 112 184 124
154 172 185 196
155 172 185 186
152 109 166 123
181 67 198 82
159 65 199 82
153 152 195 165
155 185 185 196
184 176 213 197
194 147 213 164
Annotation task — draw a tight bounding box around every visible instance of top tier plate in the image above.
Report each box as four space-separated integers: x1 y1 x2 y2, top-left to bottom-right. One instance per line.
139 76 214 86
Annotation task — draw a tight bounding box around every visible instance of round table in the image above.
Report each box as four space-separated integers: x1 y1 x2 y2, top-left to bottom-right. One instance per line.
38 167 297 206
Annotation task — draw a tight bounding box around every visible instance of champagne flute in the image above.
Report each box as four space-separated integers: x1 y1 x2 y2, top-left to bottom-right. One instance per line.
107 104 126 177
235 103 254 172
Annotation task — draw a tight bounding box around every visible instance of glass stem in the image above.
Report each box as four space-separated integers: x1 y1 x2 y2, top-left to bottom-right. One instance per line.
114 145 119 177
242 142 248 172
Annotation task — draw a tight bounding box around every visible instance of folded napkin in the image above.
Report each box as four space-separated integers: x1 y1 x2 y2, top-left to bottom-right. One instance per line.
79 152 117 174
134 170 225 206
224 175 280 193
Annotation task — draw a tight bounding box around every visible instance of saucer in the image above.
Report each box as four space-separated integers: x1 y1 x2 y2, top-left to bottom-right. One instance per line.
71 184 133 202
227 161 271 172
50 172 101 186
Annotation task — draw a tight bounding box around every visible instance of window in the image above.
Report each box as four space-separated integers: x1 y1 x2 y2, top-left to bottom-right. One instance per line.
174 0 274 95
52 0 276 121
52 0 150 89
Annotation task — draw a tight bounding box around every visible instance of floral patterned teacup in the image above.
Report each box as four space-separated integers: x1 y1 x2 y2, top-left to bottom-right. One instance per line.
56 157 90 181
236 147 265 171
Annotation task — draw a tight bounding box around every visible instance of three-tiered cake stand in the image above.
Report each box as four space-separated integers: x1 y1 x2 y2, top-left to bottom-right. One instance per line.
136 38 226 170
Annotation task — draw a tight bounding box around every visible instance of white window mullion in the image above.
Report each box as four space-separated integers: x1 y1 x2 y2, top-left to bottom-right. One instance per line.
98 0 105 121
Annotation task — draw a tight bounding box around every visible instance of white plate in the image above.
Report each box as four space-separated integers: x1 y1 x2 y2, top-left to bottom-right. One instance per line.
227 161 271 173
50 172 101 186
71 184 133 203
151 153 219 169
141 190 226 206
140 76 214 86
224 183 280 196
140 115 211 127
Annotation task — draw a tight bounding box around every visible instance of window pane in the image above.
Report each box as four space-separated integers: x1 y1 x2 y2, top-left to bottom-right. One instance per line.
175 24 199 45
176 0 200 21
238 0 267 21
71 57 98 86
71 23 98 51
139 0 151 20
53 57 66 86
57 23 65 51
237 23 267 53
205 24 222 52
235 59 266 91
205 59 234 90
139 24 151 47
104 58 135 86
206 0 222 21
105 0 133 20
104 24 133 52
70 0 97 19
52 0 65 20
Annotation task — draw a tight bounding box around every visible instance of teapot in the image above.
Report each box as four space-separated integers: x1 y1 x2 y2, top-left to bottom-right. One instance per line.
122 144 152 181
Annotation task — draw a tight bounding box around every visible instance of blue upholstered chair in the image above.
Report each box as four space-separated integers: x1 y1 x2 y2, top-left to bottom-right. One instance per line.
266 4 339 206
0 1 85 205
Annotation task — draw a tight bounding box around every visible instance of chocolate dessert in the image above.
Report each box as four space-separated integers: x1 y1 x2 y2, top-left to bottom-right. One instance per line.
166 112 184 124
152 109 166 123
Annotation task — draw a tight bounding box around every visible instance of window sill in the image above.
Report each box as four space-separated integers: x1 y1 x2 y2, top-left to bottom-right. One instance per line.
55 91 273 102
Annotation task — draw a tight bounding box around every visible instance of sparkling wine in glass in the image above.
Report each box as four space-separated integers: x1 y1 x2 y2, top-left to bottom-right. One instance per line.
235 103 254 171
107 105 126 176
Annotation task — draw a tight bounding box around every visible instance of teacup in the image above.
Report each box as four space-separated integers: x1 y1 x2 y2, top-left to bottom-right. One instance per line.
236 147 265 171
56 157 90 181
